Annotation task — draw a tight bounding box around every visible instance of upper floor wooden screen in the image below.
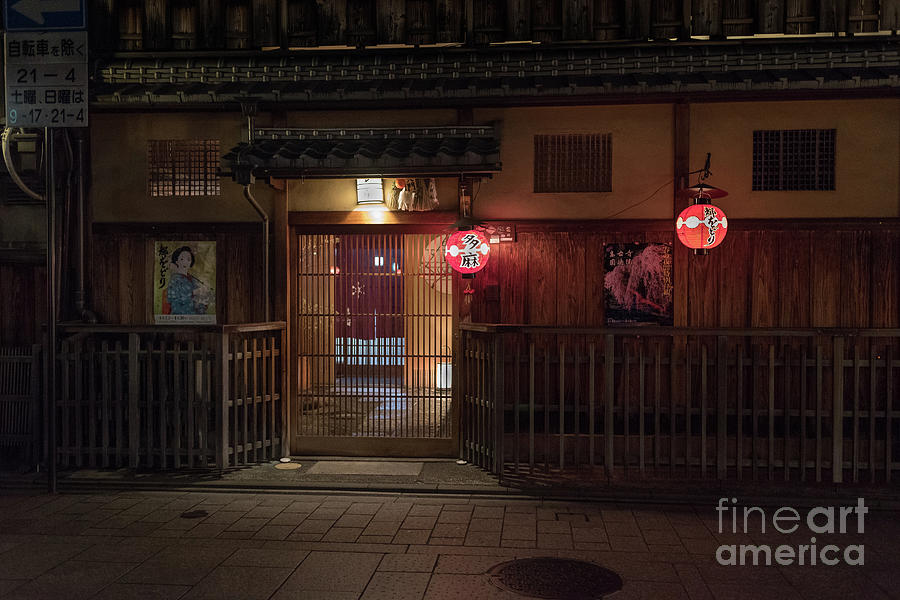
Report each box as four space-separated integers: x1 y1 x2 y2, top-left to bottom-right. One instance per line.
752 129 836 191
534 133 612 193
147 139 221 198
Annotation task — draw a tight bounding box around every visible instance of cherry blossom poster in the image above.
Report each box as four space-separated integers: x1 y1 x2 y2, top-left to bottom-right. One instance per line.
603 243 673 326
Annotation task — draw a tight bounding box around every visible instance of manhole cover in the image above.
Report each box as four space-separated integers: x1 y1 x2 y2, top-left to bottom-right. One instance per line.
488 558 622 599
180 510 208 519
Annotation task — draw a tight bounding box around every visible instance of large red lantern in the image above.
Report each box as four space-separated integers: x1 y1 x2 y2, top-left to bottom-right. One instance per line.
445 230 490 275
676 204 728 250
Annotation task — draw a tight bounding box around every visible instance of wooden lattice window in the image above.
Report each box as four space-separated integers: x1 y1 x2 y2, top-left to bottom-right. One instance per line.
147 139 220 197
534 133 612 193
752 129 835 191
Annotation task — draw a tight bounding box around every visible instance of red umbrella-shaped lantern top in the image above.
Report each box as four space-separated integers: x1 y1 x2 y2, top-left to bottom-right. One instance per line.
676 204 729 250
445 230 490 274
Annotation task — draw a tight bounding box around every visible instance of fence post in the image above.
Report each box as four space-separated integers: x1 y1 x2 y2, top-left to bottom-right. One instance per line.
458 331 467 461
280 327 289 458
717 336 728 479
216 330 230 469
492 334 504 478
605 334 615 477
832 336 845 483
30 344 42 466
128 333 140 468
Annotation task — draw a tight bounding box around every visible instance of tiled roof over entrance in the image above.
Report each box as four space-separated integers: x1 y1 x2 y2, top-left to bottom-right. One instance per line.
93 38 900 107
224 126 501 178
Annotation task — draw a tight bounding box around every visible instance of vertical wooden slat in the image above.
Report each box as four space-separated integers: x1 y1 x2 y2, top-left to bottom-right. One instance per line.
173 342 182 468
242 337 249 464
623 343 630 474
128 333 140 468
101 340 110 467
654 343 661 470
886 346 893 483
187 341 196 467
685 346 692 476
514 341 521 473
74 339 83 467
200 335 210 466
559 341 565 470
543 343 550 472
869 344 877 483
717 336 727 479
252 336 259 461
145 341 154 468
529 340 535 470
800 344 808 482
700 344 708 479
752 345 759 480
261 335 269 459
768 344 775 481
604 335 614 475
815 343 823 482
253 0 280 46
60 341 70 467
159 340 168 469
638 343 645 476
589 342 595 467
852 343 860 482
784 344 791 481
832 336 845 483
493 334 504 475
87 340 96 468
737 343 744 480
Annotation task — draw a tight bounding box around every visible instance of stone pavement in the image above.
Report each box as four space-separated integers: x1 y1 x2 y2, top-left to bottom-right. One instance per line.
0 489 898 600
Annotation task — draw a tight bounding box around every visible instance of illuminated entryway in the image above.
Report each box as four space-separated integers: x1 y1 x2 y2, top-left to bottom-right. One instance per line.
292 232 455 456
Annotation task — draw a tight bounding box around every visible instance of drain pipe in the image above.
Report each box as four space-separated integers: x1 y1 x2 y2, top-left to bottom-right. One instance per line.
243 184 270 322
74 138 97 323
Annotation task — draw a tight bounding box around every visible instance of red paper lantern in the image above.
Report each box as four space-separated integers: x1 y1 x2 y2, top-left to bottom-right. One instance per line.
676 204 728 250
445 230 490 274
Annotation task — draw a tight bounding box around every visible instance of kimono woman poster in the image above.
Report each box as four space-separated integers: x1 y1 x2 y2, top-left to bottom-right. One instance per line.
153 241 217 324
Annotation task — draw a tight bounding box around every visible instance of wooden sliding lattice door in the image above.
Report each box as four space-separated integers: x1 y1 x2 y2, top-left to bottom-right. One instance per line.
292 231 456 456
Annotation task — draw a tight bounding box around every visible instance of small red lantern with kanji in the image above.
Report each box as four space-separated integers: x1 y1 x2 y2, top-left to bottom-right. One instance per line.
676 204 728 250
445 230 490 274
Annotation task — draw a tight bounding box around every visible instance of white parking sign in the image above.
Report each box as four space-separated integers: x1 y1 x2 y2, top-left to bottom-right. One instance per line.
4 30 88 128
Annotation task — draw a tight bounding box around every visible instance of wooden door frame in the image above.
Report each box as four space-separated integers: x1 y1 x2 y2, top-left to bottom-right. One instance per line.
287 212 459 457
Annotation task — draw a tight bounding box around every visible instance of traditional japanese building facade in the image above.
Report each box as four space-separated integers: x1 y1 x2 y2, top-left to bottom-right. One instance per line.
2 1 899 484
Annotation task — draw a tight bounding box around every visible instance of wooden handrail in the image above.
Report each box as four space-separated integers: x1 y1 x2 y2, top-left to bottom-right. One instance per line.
460 324 900 337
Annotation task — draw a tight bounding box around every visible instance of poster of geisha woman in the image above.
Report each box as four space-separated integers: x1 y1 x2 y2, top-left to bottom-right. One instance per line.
153 241 216 324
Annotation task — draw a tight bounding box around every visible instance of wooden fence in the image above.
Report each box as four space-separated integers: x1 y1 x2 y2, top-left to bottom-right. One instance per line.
0 345 42 463
57 323 286 470
461 324 900 484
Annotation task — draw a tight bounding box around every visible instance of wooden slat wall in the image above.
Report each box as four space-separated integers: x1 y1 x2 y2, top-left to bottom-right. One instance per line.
89 225 265 326
468 225 900 329
0 262 46 346
90 0 891 51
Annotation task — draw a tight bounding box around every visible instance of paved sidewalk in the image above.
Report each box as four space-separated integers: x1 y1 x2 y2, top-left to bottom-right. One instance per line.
0 489 897 599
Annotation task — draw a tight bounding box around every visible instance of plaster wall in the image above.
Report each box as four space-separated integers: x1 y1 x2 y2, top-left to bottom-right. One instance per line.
90 112 272 222
690 99 900 218
87 99 900 223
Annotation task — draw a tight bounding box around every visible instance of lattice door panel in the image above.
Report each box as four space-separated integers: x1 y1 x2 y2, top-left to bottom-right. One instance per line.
295 233 453 439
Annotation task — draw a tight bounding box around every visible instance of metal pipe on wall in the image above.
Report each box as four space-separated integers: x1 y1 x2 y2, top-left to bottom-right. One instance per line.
45 128 57 493
243 185 270 322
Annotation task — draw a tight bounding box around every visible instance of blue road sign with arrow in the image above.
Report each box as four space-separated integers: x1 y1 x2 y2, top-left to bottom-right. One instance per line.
4 0 86 31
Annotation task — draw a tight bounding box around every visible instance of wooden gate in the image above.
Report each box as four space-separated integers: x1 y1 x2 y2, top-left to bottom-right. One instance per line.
293 232 455 456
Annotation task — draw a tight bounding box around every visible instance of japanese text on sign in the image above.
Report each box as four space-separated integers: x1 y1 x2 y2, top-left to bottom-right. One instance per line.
5 31 88 128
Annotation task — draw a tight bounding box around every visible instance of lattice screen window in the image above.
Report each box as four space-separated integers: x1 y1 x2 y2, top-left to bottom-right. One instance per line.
534 133 612 193
147 139 221 197
752 129 835 191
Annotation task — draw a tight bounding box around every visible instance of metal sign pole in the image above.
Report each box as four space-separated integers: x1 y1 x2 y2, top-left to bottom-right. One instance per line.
45 127 57 494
